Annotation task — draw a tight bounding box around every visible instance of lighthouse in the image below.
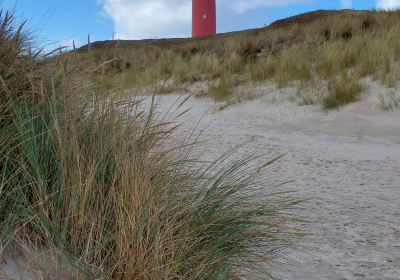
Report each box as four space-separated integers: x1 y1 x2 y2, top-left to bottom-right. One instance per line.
192 0 216 37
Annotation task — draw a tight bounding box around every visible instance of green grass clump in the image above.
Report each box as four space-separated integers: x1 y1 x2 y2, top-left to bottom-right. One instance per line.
0 10 301 279
323 74 363 109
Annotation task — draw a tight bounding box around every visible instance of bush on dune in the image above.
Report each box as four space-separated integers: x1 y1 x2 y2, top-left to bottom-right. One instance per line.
0 10 301 279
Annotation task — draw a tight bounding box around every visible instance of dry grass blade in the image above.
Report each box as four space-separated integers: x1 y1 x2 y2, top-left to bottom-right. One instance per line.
94 58 119 72
258 154 286 171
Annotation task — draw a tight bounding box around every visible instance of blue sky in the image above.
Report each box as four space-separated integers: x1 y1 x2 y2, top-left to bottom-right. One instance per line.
0 0 398 48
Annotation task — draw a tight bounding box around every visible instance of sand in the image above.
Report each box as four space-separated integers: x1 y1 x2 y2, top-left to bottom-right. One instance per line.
2 81 399 279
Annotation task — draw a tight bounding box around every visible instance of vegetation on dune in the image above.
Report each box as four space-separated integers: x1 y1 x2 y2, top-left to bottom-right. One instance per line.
76 9 400 109
323 73 363 109
0 10 302 279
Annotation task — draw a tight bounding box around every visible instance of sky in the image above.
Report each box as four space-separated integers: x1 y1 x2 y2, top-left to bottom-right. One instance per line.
1 0 399 49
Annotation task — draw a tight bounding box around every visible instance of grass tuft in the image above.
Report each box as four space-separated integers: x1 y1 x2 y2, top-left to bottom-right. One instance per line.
323 74 363 109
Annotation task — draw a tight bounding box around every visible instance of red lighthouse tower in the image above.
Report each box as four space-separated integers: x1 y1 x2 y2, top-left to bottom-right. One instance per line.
192 0 216 37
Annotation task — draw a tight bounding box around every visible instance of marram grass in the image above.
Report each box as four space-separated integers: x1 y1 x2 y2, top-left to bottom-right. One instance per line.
0 9 302 279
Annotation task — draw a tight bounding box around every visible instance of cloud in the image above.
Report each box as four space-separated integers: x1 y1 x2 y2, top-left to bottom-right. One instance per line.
98 0 191 39
229 0 309 14
377 0 400 9
341 0 352 9
98 0 311 39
